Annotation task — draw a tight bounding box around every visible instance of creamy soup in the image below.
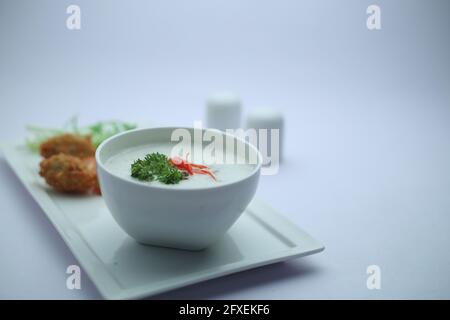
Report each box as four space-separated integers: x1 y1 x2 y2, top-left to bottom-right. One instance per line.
105 143 256 188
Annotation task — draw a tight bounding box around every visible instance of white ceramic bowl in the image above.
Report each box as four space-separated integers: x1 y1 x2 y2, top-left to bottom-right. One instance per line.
96 127 262 250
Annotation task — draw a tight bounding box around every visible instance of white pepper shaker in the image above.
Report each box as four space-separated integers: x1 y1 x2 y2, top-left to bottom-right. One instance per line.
206 92 242 131
246 108 284 166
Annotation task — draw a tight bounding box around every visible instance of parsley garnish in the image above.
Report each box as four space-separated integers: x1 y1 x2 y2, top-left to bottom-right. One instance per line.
131 153 185 184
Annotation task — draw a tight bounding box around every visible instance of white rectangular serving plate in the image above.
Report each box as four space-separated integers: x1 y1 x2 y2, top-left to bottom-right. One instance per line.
2 143 324 300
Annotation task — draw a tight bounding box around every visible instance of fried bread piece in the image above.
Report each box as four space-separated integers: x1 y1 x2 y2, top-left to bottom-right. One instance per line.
39 134 95 159
39 154 100 194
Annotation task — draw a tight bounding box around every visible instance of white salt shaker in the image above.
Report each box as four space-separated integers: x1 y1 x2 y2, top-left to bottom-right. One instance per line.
206 92 242 131
246 108 284 165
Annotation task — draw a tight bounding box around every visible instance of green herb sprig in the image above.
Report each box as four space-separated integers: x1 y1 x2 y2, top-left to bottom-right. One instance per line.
131 153 185 184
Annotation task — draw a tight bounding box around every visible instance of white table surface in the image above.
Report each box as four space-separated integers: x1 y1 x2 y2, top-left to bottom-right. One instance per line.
1 0 449 299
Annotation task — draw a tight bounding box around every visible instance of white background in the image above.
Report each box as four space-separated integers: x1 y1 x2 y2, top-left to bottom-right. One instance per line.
0 0 449 299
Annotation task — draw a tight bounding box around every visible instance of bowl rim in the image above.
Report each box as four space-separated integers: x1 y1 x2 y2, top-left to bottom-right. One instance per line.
95 126 263 191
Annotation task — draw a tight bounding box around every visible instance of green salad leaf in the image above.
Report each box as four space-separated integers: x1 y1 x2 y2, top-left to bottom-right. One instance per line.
26 116 137 152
